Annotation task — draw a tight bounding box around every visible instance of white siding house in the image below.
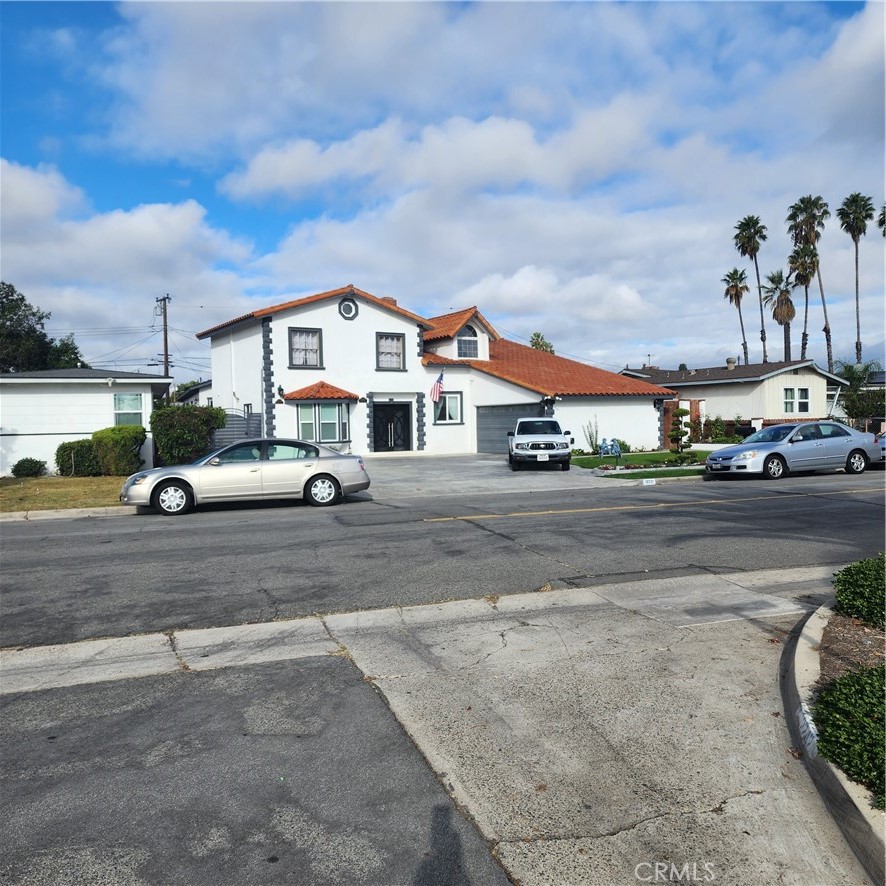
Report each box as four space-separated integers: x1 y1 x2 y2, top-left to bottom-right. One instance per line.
0 369 172 476
196 285 676 455
622 360 848 428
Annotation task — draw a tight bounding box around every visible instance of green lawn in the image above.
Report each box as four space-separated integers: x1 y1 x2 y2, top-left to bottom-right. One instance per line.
572 450 711 469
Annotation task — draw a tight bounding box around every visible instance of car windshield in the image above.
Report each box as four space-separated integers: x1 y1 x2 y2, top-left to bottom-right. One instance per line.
742 426 796 444
518 421 562 435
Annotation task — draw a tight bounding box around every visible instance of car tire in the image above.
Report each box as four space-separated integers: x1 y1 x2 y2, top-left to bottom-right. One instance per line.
508 452 514 465
762 455 786 480
561 461 570 471
845 450 868 475
153 481 192 516
305 474 341 507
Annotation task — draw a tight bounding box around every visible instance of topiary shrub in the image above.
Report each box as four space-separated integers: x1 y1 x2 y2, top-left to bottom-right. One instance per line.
151 405 226 465
833 553 885 628
11 457 47 478
814 664 885 809
56 439 103 477
91 425 147 476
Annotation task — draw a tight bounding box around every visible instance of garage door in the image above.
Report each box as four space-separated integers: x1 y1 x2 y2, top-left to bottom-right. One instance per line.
476 404 544 453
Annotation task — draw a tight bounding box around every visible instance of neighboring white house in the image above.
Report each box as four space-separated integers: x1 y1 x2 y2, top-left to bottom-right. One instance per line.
0 369 172 476
195 284 677 455
621 359 848 427
175 379 214 406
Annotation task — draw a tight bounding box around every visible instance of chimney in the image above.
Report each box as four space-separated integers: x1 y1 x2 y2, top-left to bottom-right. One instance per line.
726 357 737 370
381 296 397 306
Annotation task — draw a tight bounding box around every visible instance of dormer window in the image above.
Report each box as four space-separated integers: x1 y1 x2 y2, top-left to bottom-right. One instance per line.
457 325 479 358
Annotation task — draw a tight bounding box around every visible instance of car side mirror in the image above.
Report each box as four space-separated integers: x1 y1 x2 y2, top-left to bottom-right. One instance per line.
507 431 514 437
208 457 221 465
564 430 571 436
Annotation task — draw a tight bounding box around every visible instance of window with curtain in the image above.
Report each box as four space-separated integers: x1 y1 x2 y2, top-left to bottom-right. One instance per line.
296 403 350 443
377 333 405 370
289 328 322 367
114 392 143 426
433 392 463 424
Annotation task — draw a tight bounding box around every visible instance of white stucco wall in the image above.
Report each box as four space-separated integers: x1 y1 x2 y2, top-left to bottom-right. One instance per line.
553 399 663 452
0 381 158 476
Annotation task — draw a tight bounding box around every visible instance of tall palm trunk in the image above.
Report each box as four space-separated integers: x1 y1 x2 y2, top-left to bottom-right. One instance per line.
853 239 862 363
800 285 810 359
817 268 833 372
737 305 749 365
783 321 792 361
753 257 768 362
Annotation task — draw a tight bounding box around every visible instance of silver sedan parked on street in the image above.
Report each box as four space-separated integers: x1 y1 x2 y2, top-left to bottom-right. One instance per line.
120 439 370 515
705 421 880 479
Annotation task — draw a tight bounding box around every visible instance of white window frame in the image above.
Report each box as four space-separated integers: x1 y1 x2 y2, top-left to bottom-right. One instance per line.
783 387 810 414
114 392 143 426
296 402 350 443
433 392 463 425
289 328 323 368
376 333 405 370
457 325 478 359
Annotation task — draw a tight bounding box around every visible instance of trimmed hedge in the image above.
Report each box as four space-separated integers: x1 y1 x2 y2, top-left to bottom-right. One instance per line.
11 458 46 478
833 554 885 628
814 664 885 809
151 406 226 465
56 439 103 477
91 425 147 476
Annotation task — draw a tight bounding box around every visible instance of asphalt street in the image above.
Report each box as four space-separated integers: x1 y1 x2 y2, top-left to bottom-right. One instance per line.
1 458 883 885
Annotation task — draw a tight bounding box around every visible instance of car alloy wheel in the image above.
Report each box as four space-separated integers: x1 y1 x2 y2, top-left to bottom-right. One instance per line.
846 451 868 474
154 482 192 515
763 455 785 480
306 475 340 507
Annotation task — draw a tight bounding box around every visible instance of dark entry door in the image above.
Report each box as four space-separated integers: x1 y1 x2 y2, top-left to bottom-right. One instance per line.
373 403 412 452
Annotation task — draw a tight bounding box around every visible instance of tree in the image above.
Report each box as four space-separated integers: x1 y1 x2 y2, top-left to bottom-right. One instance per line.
762 270 796 361
787 244 817 360
787 195 833 372
529 332 555 353
878 205 886 237
836 359 885 429
733 215 769 363
721 268 750 366
0 282 88 372
837 193 875 363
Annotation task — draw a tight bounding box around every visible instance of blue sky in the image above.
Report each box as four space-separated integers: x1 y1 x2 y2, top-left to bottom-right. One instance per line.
2 1 883 383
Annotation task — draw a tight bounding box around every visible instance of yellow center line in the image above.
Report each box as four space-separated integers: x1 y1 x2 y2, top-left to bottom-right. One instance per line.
423 487 882 523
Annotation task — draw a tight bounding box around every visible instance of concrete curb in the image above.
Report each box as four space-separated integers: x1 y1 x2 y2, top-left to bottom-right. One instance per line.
784 605 885 886
0 505 131 522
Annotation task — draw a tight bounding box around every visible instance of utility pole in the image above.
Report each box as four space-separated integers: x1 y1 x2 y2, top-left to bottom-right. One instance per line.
155 294 171 376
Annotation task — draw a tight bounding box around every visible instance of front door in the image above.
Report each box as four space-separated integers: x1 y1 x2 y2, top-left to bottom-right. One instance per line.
373 403 412 452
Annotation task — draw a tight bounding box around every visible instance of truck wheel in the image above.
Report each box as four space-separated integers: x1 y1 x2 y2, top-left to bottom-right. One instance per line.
561 461 571 471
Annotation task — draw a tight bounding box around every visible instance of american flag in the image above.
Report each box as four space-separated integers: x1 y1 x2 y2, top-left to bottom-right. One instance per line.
430 370 444 403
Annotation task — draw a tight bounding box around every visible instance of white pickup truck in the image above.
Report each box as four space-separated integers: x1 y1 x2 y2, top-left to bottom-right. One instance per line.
507 417 574 471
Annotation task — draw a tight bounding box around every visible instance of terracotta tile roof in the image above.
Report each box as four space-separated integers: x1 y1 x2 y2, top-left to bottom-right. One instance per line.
424 307 499 342
281 381 359 401
465 340 676 397
622 360 846 386
196 284 431 339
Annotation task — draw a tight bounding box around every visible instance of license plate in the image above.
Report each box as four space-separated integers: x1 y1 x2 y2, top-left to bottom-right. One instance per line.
536 453 549 461
710 464 724 471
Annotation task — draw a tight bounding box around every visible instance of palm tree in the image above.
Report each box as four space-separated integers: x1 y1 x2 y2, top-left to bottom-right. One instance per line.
787 195 833 371
836 193 875 362
878 205 886 237
734 215 769 363
787 244 818 360
762 270 796 361
529 332 555 353
721 268 750 365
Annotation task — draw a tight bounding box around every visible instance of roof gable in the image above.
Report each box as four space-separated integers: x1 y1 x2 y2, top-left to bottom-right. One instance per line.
424 307 499 343
196 285 431 339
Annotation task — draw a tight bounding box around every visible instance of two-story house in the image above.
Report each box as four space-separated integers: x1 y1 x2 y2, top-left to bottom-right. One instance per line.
196 285 676 455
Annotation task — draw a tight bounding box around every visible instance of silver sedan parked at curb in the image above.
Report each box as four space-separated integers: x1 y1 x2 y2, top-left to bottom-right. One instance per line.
705 421 880 479
120 439 371 515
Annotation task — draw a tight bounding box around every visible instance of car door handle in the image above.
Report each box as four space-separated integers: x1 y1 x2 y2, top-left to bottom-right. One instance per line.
250 467 260 472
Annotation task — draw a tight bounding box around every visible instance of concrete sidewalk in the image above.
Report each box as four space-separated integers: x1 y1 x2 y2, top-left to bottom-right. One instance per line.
2 567 875 884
